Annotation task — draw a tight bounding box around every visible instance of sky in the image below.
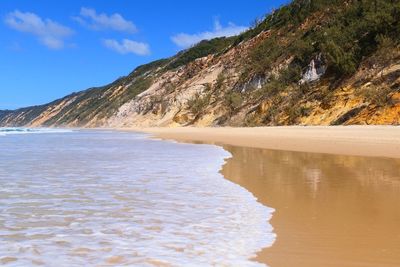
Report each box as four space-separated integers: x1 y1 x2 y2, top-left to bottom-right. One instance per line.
0 0 289 110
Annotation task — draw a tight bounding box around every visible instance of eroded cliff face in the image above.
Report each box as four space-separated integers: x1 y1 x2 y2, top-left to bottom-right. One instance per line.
1 0 399 128
108 33 261 128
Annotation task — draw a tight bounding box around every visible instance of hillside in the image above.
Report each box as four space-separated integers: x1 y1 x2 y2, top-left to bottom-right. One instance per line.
1 0 400 127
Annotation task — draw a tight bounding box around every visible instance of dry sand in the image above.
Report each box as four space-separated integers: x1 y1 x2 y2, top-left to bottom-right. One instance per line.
134 126 400 266
136 125 400 159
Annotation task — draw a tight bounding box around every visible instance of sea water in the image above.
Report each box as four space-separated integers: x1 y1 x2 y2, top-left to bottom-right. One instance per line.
0 129 275 266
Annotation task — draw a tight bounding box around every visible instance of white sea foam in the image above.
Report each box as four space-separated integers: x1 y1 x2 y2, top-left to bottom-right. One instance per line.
0 127 72 136
0 131 275 266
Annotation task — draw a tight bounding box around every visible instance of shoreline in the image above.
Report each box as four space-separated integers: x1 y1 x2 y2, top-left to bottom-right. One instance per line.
133 125 400 159
134 125 400 266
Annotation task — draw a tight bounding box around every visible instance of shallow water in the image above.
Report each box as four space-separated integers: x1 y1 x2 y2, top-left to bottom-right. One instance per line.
223 145 400 267
0 130 275 266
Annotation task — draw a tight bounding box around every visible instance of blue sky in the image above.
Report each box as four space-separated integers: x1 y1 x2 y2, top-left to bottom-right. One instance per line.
0 0 289 110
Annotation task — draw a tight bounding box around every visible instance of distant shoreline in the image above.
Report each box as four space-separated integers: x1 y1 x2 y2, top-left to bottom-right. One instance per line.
130 125 400 159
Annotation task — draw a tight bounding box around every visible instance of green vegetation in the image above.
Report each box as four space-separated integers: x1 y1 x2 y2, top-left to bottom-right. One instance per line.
249 65 303 102
125 77 153 100
251 77 283 100
128 59 169 78
234 0 400 126
244 0 400 81
360 84 394 107
369 35 400 72
284 88 310 123
187 91 212 115
215 72 226 91
167 37 235 70
224 91 243 111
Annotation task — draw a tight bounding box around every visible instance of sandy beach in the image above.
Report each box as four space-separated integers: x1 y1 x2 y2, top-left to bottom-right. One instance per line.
137 126 400 266
137 126 400 159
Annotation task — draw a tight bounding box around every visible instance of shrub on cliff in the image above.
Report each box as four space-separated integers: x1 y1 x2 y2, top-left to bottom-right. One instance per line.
225 91 243 111
361 85 394 107
187 92 212 115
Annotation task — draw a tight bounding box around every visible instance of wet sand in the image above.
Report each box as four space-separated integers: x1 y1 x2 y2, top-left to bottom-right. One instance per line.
223 146 400 267
139 126 400 266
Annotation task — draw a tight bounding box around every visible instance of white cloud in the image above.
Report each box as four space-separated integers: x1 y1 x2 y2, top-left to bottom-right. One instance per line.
73 7 137 33
171 19 248 48
5 10 73 49
103 39 150 55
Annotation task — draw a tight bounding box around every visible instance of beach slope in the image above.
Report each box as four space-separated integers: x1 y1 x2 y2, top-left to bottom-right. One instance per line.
136 126 400 158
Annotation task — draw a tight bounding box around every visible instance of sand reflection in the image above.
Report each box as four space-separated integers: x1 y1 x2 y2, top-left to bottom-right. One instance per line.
222 146 400 267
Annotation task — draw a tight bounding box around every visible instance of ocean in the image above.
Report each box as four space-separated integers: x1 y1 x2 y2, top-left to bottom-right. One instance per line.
0 128 275 266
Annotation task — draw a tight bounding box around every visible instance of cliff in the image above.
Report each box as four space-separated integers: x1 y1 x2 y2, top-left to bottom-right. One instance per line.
1 0 399 127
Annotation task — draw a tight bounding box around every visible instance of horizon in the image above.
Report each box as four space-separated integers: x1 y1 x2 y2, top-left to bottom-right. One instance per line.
0 0 289 110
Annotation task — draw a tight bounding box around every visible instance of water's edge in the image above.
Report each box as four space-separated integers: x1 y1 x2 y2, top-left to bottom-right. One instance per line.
0 128 276 266
139 130 277 266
